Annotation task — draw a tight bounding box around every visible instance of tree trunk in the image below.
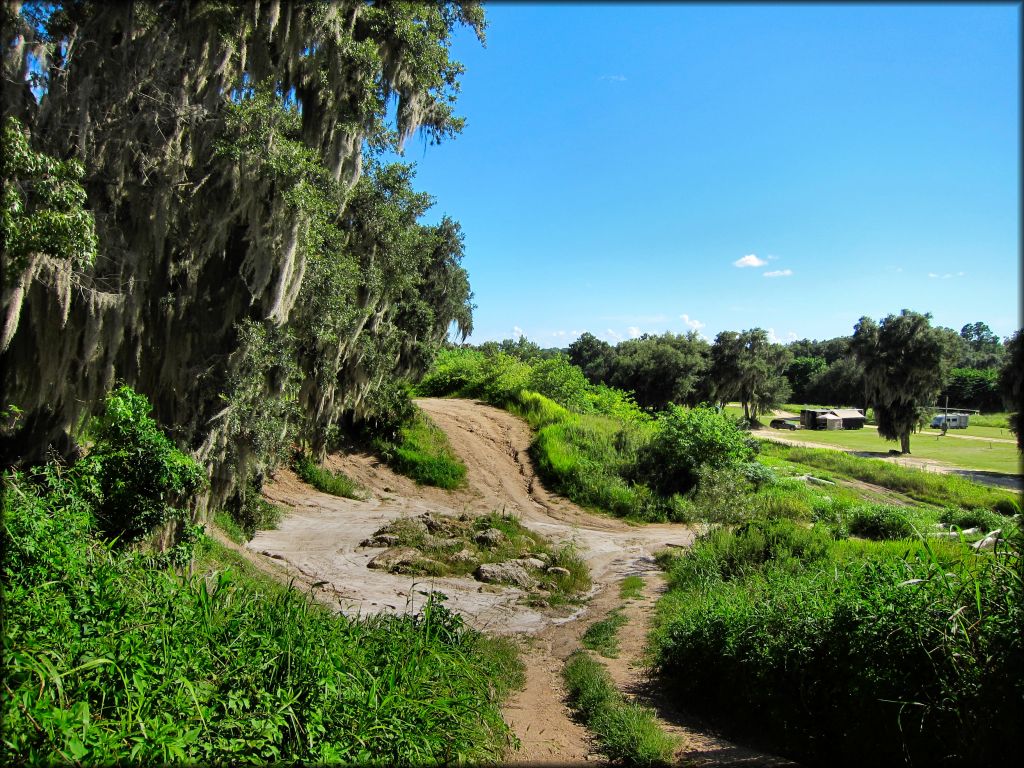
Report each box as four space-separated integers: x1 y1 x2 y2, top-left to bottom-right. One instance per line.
900 432 911 454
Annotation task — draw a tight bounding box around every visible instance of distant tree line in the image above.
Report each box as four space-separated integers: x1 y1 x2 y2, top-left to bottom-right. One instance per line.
468 314 1020 454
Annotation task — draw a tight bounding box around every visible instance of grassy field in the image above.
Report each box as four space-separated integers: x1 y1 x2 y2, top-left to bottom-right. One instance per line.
722 404 1020 476
757 424 1019 474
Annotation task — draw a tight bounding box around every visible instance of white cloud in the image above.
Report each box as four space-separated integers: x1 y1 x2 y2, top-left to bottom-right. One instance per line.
679 314 705 331
512 325 525 338
766 328 797 344
605 328 622 342
734 254 767 268
763 269 793 278
627 326 642 338
928 272 964 280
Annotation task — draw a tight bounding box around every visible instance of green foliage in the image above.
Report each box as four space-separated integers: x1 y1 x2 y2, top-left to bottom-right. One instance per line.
76 386 206 546
941 367 1002 412
582 609 629 658
2 467 523 764
528 354 595 413
759 440 1018 510
619 575 645 600
373 409 467 489
998 330 1023 451
0 116 99 282
562 651 677 766
845 503 918 540
634 406 756 496
293 454 363 499
709 329 792 420
654 522 1024 766
853 310 952 453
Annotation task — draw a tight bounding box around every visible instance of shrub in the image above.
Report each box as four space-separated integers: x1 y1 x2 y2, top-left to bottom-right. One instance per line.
846 504 917 540
75 385 206 545
634 406 755 496
527 354 594 413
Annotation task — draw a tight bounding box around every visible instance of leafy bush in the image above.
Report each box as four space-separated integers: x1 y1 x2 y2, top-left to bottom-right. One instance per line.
75 386 205 546
634 406 756 496
940 506 1015 534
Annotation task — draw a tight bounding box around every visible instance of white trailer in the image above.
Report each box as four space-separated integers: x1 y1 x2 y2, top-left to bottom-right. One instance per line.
931 413 970 429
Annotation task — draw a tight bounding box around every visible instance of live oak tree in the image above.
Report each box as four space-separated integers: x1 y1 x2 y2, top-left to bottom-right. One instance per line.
709 329 791 421
852 310 951 454
1 0 484 511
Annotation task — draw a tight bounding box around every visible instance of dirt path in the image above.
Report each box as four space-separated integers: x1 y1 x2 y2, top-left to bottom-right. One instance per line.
244 398 792 765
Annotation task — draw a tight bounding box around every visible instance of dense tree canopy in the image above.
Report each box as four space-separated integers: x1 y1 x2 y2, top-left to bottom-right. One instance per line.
1 0 485 511
852 310 952 454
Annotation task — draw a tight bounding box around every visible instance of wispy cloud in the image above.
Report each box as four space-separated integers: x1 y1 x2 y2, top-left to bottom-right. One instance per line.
928 271 966 279
605 328 622 342
627 326 642 339
680 313 705 331
512 325 525 338
599 74 627 82
734 254 766 268
763 269 793 278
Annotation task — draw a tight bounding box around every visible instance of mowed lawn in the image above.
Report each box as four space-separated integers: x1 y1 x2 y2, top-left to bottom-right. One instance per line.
758 424 1020 475
721 405 1020 475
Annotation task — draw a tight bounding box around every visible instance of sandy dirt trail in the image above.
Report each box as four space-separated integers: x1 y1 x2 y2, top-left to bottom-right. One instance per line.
246 398 788 765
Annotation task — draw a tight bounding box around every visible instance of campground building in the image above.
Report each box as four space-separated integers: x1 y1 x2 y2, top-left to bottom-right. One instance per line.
800 408 867 430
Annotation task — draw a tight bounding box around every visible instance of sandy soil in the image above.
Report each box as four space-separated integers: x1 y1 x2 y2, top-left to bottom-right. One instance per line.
243 398 796 765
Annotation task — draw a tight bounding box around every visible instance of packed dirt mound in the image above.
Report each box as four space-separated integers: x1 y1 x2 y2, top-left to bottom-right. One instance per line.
248 398 694 634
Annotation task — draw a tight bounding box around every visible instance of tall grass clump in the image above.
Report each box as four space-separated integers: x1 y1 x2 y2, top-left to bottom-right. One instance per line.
373 408 467 489
653 520 1024 766
293 452 363 498
2 465 524 764
563 651 677 766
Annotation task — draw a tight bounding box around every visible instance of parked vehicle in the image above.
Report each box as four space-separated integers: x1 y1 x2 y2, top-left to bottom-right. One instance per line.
769 418 799 431
931 413 970 429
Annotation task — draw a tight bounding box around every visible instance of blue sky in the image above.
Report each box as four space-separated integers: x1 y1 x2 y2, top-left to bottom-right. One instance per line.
396 2 1020 346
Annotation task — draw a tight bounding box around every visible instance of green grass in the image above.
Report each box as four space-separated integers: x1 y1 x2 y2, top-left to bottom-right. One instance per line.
213 510 247 544
970 412 1012 429
562 651 677 766
373 408 467 490
620 575 645 600
363 510 591 605
293 453 364 498
758 441 1019 511
653 519 1023 766
581 609 629 658
755 420 1019 475
2 467 526 765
